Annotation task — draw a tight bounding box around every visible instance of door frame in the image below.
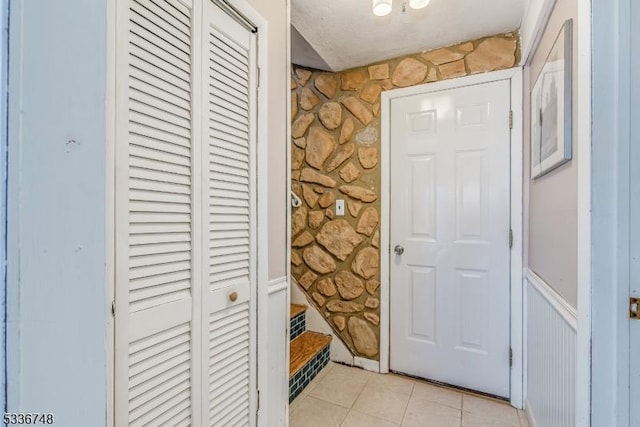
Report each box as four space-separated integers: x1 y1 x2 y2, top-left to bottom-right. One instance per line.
591 0 632 424
379 67 524 408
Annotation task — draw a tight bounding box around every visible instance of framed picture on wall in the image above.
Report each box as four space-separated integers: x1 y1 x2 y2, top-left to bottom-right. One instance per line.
531 19 573 179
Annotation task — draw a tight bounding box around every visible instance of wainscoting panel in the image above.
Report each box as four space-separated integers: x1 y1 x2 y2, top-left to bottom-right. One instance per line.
526 270 576 427
267 277 289 427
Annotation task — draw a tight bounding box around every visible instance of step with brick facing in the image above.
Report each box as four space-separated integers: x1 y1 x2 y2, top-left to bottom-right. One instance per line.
289 331 331 402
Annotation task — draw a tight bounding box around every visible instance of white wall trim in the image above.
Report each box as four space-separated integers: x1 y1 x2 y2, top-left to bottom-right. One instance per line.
526 399 538 427
105 0 116 424
285 0 292 423
575 0 592 424
380 67 525 405
380 68 520 101
266 276 288 427
526 269 577 330
285 0 292 424
268 277 288 295
590 0 631 425
354 357 380 373
509 68 524 409
520 0 557 65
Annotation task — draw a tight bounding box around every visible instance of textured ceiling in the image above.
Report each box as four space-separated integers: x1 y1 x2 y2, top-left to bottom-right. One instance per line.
292 0 525 72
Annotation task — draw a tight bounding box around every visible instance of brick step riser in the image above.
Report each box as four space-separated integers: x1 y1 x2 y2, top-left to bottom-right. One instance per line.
288 344 330 402
290 311 306 341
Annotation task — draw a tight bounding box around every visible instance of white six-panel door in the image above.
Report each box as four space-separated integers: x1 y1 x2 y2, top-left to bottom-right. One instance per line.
389 80 511 397
114 0 258 425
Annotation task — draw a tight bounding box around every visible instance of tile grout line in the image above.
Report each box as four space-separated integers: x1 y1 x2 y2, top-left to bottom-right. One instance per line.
294 365 520 427
397 382 415 427
338 372 372 427
307 365 371 413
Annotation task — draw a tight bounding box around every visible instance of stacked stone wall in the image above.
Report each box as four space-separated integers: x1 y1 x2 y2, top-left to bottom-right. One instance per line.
291 32 519 359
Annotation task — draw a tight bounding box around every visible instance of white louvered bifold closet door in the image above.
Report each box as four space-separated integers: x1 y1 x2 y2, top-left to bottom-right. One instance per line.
115 0 200 426
203 2 258 426
115 0 259 426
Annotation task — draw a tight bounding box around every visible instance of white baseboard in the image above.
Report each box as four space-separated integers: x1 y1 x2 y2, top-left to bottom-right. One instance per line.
526 400 538 427
265 276 288 427
354 357 380 373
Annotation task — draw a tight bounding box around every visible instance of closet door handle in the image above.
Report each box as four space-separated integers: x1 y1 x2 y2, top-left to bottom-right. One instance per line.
228 291 238 302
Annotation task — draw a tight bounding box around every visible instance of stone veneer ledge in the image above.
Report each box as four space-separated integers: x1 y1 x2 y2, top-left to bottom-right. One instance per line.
291 32 520 360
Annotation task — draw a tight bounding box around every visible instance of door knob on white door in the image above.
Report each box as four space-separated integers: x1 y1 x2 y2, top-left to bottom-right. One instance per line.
394 245 404 255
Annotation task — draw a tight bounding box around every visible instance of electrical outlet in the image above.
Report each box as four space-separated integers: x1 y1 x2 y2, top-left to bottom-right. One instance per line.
336 199 345 216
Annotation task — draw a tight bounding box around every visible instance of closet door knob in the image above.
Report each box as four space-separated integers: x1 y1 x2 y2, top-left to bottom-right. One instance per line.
229 291 238 302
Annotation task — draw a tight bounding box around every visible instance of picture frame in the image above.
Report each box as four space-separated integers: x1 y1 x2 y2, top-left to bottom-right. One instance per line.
530 19 573 179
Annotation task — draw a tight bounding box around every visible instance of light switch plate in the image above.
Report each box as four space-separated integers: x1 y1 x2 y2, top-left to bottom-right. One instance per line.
336 199 345 216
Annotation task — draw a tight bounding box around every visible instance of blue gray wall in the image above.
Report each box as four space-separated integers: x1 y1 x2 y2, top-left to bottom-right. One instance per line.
7 0 108 424
0 0 8 412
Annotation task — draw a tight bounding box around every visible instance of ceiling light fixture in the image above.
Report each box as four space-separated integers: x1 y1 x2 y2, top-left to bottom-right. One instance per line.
409 0 430 9
373 0 392 16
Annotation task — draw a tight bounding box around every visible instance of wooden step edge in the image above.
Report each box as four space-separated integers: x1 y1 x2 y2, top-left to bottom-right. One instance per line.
290 303 308 319
289 331 332 379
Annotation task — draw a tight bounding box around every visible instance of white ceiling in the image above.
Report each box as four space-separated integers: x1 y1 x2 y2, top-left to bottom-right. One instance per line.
292 0 525 72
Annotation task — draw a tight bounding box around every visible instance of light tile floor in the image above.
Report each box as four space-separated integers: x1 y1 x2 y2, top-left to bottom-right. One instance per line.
290 363 530 427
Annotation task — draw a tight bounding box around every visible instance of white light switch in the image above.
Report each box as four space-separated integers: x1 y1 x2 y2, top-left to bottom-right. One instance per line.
335 199 345 216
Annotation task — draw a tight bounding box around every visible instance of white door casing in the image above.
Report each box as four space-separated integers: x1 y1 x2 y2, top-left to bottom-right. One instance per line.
389 79 512 397
113 0 259 425
630 0 640 414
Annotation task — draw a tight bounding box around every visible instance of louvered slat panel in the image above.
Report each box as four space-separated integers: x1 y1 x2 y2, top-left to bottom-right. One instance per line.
131 201 191 215
129 49 190 90
129 64 191 104
130 0 190 46
209 26 251 294
130 121 191 149
130 179 190 196
130 75 191 112
124 0 193 424
209 302 251 426
134 0 190 35
130 87 191 121
129 12 190 64
209 39 248 71
211 96 249 120
130 144 191 167
130 259 190 278
130 270 190 291
210 136 250 157
128 322 191 426
203 4 256 425
210 86 249 113
212 32 249 64
210 106 249 131
130 231 191 246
